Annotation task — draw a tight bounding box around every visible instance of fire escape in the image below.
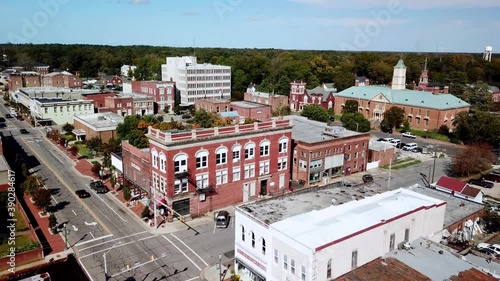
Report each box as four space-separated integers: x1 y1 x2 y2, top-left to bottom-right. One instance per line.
174 169 216 200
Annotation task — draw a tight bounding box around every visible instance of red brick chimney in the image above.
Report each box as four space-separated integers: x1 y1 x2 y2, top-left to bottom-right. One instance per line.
433 86 440 95
443 86 449 94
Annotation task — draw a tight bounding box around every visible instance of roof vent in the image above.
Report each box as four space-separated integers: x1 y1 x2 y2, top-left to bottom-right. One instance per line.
421 100 424 103
405 98 408 101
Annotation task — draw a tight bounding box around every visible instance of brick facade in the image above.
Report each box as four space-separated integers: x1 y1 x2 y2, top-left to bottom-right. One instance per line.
81 92 116 109
289 81 335 113
42 72 82 89
8 73 41 92
131 81 176 113
73 119 118 143
194 99 231 113
244 84 289 112
195 99 273 122
121 141 151 194
146 120 293 218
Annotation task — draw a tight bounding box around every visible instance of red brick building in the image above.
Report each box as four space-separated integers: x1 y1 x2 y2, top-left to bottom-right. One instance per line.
286 116 370 186
121 140 151 196
81 92 117 109
99 96 134 116
146 119 293 218
42 71 82 89
289 81 336 113
194 99 272 122
131 80 176 113
33 63 50 75
244 83 289 112
8 72 41 91
102 75 123 87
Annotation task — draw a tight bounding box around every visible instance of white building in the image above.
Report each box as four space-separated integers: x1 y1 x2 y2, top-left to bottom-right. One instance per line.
234 188 446 281
121 65 137 77
161 56 231 106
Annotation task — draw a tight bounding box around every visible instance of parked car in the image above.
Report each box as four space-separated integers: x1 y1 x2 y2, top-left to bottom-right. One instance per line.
381 127 393 134
362 174 374 183
410 147 423 153
3 103 9 106
75 190 91 198
483 173 500 183
402 143 418 151
468 178 494 188
478 247 497 256
19 129 29 134
380 138 394 145
389 139 401 146
376 138 385 142
5 114 12 118
90 180 108 193
396 143 407 149
402 132 417 139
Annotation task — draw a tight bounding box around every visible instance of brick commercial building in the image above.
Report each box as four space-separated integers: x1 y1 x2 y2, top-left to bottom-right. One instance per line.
131 80 176 114
146 119 293 218
72 112 124 142
284 115 370 186
81 91 117 109
121 141 151 196
335 59 470 130
42 71 82 89
8 72 41 91
194 99 273 122
289 82 336 113
244 83 289 112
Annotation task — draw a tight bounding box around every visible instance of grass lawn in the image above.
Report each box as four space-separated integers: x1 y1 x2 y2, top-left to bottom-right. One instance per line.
15 210 28 232
0 235 36 257
397 128 450 142
381 158 422 170
76 144 92 158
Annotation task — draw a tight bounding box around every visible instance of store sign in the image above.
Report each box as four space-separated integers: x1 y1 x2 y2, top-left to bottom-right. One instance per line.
237 248 266 271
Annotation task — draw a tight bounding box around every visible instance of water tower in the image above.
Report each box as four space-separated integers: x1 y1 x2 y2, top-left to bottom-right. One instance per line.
484 46 493 62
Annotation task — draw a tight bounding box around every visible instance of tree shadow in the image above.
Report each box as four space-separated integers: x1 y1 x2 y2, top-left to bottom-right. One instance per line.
47 201 70 212
49 188 60 195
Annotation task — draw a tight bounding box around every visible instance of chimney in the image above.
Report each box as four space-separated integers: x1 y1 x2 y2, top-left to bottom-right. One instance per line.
433 86 440 95
355 79 360 87
443 86 449 94
365 79 370 86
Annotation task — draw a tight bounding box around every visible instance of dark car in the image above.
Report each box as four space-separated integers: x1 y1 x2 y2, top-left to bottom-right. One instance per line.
376 138 385 142
396 143 407 149
483 173 500 183
4 103 9 106
468 178 494 188
410 147 423 153
362 174 374 183
5 114 12 118
90 180 108 193
478 247 497 256
75 189 91 198
19 129 29 134
381 127 393 134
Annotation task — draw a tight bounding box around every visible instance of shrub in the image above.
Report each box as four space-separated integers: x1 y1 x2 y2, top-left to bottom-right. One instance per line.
48 214 58 233
141 206 150 218
69 145 79 156
123 185 131 201
91 162 102 177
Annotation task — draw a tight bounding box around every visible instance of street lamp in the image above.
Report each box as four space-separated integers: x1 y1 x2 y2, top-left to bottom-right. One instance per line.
104 242 123 281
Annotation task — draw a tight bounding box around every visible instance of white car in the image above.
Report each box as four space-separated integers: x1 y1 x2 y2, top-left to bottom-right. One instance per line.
381 138 394 144
389 139 401 146
402 132 416 139
402 143 418 151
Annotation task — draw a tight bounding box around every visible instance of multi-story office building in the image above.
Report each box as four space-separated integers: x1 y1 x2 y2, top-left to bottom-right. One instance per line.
161 56 231 106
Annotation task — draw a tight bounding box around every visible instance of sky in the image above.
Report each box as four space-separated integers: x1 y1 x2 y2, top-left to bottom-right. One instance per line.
1 0 499 53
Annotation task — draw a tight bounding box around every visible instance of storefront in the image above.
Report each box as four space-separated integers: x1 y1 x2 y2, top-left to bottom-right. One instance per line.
235 258 266 281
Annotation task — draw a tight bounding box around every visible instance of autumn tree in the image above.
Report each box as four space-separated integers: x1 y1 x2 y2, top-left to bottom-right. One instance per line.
460 81 494 111
21 175 43 195
91 162 102 177
381 106 405 130
451 143 496 177
69 145 79 156
32 189 52 212
301 104 329 122
86 136 102 152
342 100 359 114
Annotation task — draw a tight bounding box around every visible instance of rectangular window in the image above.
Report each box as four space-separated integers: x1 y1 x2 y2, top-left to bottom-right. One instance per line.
390 233 395 251
274 249 279 264
301 265 306 281
351 250 358 270
174 159 187 173
232 167 240 182
196 174 209 189
260 144 269 156
405 228 410 242
216 170 228 185
153 154 158 168
279 141 288 153
216 151 227 165
278 158 287 171
174 179 188 194
160 158 165 171
159 177 166 193
283 255 288 270
259 161 270 175
245 147 254 159
244 164 255 179
196 155 208 168
291 259 296 274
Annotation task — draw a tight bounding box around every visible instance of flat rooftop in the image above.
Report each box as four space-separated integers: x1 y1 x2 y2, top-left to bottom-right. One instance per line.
247 91 285 98
282 115 363 143
369 139 393 151
407 185 483 228
74 112 124 129
231 101 267 109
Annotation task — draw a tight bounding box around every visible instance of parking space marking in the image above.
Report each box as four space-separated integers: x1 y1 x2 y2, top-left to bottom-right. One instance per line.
72 210 77 216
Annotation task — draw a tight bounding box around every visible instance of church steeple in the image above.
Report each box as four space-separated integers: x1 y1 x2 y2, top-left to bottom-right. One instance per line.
391 59 407 90
418 58 429 87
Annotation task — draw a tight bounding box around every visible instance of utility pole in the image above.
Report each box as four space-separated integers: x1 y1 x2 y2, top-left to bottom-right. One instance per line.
387 157 392 190
63 223 69 250
104 242 122 281
431 148 438 183
217 255 223 281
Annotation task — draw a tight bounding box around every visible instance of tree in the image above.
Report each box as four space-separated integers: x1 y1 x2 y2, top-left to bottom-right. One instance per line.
272 105 291 117
91 162 102 177
190 109 221 128
451 143 496 177
141 206 150 218
69 145 79 156
32 189 52 212
460 81 494 111
340 112 371 132
301 105 329 122
58 137 66 147
48 214 58 233
21 175 42 195
86 136 102 152
453 111 500 146
402 119 411 132
342 100 359 114
123 184 132 201
62 123 74 134
381 106 405 130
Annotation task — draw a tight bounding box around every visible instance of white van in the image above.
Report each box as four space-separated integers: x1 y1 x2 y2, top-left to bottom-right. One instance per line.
403 143 418 151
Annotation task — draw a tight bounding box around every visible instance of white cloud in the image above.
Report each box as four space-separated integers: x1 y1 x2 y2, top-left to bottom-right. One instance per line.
289 0 500 9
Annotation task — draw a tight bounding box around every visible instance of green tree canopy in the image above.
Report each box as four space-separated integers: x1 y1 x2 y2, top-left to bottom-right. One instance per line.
453 111 500 146
382 106 405 129
301 104 329 122
342 100 359 114
340 112 371 132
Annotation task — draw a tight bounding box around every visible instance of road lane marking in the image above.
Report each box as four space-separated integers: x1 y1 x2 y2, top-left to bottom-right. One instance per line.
77 258 96 281
85 184 127 222
73 234 114 247
23 139 112 234
213 221 217 234
76 231 147 250
185 277 200 281
72 210 77 216
89 232 95 239
78 241 134 259
138 235 157 242
170 233 208 266
162 235 202 271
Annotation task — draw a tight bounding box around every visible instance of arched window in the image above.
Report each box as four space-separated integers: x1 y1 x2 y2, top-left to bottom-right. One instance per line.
251 232 255 248
259 140 270 157
328 100 333 109
195 150 209 168
151 149 158 168
262 238 266 255
244 142 255 160
159 152 166 172
174 154 187 173
278 137 288 153
216 147 228 165
241 225 245 241
232 145 241 163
